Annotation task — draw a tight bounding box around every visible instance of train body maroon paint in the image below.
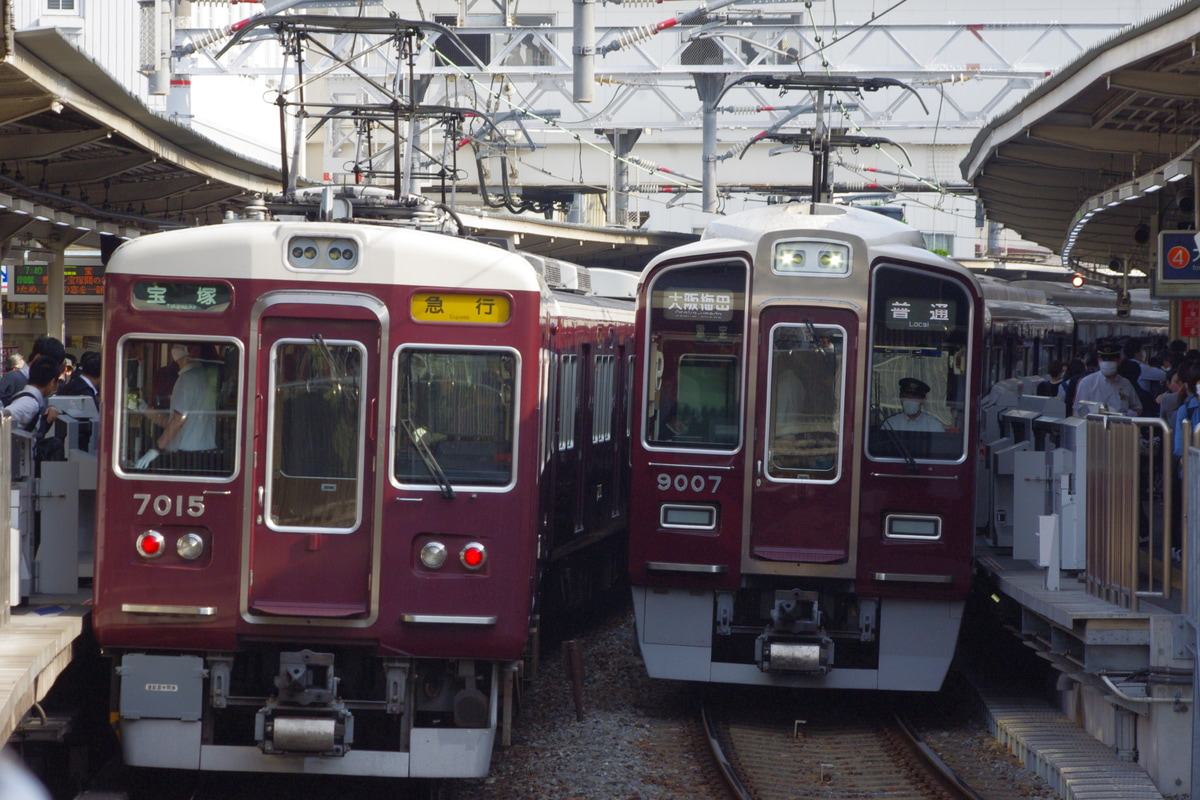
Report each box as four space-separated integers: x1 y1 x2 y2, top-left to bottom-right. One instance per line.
629 203 983 691
92 219 633 777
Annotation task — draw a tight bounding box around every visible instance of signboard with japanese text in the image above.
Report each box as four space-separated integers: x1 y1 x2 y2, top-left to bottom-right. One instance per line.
1182 299 1200 337
411 293 511 324
12 263 106 296
883 298 956 332
1156 231 1200 298
661 289 735 322
131 281 231 312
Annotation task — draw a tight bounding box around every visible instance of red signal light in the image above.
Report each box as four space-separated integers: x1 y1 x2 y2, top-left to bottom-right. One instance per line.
460 542 487 570
136 530 165 559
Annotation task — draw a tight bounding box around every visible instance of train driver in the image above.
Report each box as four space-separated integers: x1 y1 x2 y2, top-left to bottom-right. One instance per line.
882 378 945 433
133 343 218 468
1072 342 1141 417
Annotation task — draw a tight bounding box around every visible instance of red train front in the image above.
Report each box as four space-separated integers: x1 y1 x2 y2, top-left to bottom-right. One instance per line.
93 217 632 776
629 203 982 691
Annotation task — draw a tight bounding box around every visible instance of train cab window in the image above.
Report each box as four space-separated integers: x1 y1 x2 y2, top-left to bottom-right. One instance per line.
766 324 845 481
867 264 971 463
118 338 240 478
394 348 517 488
644 260 746 450
266 339 365 532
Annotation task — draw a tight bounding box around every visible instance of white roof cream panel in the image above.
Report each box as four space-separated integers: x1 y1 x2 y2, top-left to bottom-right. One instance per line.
108 222 544 293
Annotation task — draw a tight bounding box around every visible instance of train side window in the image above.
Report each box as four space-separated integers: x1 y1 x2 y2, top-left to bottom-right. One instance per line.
643 260 746 450
118 338 240 479
866 263 971 463
394 347 517 488
766 324 845 481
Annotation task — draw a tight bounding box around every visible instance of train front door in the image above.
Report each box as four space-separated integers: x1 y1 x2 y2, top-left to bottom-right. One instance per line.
750 308 856 563
247 305 381 619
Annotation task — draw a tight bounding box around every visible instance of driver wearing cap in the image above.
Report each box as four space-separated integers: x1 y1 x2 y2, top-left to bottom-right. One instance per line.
883 377 946 433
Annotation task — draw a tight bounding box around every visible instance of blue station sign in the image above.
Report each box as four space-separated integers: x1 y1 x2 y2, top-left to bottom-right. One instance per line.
1156 230 1200 298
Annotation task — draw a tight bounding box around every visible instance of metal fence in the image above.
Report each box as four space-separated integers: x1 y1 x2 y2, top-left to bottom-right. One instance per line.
1085 414 1174 612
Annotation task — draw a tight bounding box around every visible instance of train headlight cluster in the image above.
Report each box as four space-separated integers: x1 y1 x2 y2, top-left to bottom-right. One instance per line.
136 530 206 561
417 540 488 571
286 236 360 270
772 240 850 275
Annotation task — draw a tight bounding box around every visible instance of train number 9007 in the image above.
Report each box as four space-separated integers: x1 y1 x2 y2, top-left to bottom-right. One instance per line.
656 473 722 493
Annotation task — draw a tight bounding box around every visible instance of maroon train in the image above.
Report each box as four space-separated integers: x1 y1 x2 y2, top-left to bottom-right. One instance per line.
92 217 633 777
628 203 983 691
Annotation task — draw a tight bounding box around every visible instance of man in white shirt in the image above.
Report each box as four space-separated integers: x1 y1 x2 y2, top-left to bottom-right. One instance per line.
883 377 945 433
1074 342 1141 416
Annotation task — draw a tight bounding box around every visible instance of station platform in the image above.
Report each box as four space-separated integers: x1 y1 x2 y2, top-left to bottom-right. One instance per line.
975 543 1186 797
1 602 88 744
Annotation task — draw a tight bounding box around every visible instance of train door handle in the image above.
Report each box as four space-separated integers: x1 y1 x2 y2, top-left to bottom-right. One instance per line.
257 486 264 508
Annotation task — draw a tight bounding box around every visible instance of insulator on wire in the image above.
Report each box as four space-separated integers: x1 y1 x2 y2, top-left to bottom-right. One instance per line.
626 155 660 171
598 14 685 54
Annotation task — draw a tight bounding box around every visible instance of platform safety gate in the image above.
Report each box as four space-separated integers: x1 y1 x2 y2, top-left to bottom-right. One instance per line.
1085 414 1174 612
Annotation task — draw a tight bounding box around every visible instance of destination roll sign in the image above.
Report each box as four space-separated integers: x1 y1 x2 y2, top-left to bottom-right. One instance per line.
884 298 955 332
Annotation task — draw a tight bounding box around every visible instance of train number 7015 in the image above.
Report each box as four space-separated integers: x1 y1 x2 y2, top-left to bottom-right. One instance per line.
656 473 722 493
133 493 206 517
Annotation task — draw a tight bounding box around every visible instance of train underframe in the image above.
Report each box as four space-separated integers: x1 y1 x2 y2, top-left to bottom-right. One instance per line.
112 645 517 778
632 579 963 691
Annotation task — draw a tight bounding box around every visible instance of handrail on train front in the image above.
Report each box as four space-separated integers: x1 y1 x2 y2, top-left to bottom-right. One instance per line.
1085 414 1174 613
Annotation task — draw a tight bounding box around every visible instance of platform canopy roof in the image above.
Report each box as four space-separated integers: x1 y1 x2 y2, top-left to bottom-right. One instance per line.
962 1 1200 281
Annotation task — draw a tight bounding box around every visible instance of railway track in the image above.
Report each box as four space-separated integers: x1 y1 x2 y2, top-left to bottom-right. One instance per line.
700 691 1017 800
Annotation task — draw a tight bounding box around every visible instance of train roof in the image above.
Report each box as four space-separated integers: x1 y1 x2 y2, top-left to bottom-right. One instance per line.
108 220 545 294
1011 279 1164 312
702 202 927 250
639 203 977 292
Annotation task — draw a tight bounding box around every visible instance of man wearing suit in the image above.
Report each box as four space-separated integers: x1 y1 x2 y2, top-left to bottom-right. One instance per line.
57 350 100 408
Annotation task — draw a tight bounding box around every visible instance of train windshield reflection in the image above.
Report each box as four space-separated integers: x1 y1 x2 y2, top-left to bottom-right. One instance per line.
394 348 517 487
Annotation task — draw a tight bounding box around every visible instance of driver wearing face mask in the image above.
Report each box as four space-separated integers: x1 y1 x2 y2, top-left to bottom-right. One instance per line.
883 378 946 433
1073 342 1142 417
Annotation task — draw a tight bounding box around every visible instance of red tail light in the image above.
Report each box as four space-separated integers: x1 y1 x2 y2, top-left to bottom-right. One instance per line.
460 542 487 570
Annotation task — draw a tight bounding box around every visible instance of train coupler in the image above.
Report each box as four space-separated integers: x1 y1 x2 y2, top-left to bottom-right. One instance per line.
255 649 355 756
755 589 833 674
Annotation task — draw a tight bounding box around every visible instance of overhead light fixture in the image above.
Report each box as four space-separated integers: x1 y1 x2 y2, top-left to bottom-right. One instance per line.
1165 160 1192 183
1119 182 1140 201
1141 171 1165 193
1105 191 1122 207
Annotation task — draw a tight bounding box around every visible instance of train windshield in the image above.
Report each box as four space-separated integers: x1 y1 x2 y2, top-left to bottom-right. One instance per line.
643 260 746 450
867 264 972 463
766 324 846 480
266 338 365 532
117 339 239 478
393 348 517 488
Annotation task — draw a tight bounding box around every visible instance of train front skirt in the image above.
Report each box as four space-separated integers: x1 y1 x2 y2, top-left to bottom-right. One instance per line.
632 586 963 692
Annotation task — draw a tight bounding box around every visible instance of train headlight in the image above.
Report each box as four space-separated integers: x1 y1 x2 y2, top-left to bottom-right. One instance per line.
420 541 448 570
287 237 320 268
328 238 358 268
176 532 205 561
460 542 487 570
136 530 166 559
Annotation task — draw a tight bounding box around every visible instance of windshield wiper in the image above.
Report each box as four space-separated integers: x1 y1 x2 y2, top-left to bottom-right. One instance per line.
874 404 919 474
399 417 455 499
